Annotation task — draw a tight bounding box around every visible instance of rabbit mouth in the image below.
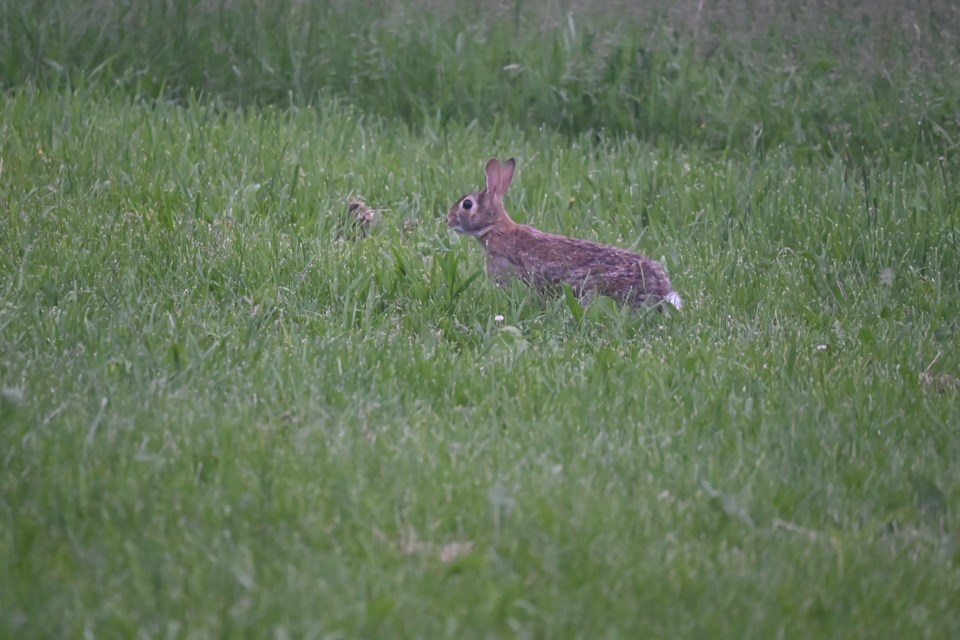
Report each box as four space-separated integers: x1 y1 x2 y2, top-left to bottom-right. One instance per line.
447 211 493 237
446 211 465 233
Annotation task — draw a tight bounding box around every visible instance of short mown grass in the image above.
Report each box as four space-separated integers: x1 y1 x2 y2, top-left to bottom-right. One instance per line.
2 2 960 638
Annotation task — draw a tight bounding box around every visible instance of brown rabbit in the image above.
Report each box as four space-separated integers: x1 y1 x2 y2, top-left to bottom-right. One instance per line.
446 157 682 310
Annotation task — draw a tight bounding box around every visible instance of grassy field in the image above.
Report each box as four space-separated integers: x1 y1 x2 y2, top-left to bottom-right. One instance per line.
2 1 960 638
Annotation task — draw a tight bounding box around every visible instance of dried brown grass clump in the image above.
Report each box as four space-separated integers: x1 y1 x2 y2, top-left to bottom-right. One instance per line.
373 527 475 563
348 198 376 231
338 197 380 239
919 353 960 393
920 372 960 393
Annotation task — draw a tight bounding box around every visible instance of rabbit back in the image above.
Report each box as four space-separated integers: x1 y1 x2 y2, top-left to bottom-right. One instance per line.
484 224 680 308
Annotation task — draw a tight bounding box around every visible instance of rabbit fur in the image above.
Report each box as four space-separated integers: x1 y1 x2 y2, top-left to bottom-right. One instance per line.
446 157 682 310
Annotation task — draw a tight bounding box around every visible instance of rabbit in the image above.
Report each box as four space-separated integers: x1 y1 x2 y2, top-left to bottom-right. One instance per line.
446 157 683 310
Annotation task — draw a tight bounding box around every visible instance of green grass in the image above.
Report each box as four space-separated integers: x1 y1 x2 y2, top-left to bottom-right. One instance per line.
2 3 960 638
2 86 958 639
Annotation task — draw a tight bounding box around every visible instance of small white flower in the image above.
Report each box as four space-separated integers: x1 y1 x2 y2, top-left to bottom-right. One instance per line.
494 314 505 323
879 268 895 287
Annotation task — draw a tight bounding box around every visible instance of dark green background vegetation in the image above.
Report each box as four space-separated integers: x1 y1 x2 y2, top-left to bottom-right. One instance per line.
3 0 959 155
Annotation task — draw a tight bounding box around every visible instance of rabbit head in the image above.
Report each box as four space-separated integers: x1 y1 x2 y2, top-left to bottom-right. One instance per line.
446 157 516 238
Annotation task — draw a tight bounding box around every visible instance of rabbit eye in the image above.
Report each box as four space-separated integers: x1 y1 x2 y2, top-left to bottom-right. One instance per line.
462 198 473 210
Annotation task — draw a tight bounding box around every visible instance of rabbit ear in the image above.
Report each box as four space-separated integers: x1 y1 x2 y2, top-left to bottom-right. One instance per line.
499 158 516 193
485 158 501 193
